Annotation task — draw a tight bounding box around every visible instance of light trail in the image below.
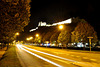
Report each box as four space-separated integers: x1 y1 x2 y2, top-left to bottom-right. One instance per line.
22 45 77 62
16 45 62 67
22 45 91 67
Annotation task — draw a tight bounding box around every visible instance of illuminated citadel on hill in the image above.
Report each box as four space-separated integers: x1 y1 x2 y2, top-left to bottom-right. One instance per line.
29 18 72 32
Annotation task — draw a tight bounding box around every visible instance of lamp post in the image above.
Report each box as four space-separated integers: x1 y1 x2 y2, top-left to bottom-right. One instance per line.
58 25 64 49
15 32 19 45
35 34 39 45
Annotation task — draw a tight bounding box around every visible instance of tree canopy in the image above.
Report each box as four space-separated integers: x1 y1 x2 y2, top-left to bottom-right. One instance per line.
57 30 71 44
0 0 31 43
71 19 98 43
50 31 60 43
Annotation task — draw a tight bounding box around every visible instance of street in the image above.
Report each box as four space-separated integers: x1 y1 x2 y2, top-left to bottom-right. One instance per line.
16 44 100 67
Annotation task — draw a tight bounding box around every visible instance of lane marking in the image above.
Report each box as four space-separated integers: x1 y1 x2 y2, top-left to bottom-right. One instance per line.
35 52 72 64
22 45 91 67
53 52 64 54
16 45 62 67
22 45 77 62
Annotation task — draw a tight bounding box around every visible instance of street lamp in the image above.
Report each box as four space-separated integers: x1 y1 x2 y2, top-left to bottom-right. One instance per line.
15 32 19 36
36 34 39 37
58 25 64 49
59 25 63 30
26 37 33 41
29 37 33 39
15 32 19 45
26 38 30 41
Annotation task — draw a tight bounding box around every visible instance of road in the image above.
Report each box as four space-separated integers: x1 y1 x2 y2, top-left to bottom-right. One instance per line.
16 44 100 67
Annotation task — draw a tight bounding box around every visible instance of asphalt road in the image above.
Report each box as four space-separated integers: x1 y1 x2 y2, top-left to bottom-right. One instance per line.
16 45 100 67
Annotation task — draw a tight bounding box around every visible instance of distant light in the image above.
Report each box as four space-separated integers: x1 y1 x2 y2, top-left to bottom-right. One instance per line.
16 32 19 35
59 25 63 29
26 38 30 40
36 34 39 37
13 40 16 43
29 37 33 39
26 37 33 41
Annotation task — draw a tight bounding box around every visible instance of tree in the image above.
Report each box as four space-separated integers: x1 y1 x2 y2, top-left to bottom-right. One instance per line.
42 31 53 43
50 32 60 42
34 36 41 44
71 19 98 43
57 30 71 46
41 27 56 43
0 0 31 43
50 31 60 45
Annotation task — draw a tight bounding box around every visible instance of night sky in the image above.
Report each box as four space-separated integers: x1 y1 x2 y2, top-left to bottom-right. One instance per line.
24 0 100 39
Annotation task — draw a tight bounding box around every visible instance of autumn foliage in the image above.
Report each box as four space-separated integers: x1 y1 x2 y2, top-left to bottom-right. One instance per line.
0 0 31 43
71 19 98 43
31 18 98 46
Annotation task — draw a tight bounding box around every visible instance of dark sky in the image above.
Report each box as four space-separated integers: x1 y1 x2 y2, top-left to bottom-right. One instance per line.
24 0 100 38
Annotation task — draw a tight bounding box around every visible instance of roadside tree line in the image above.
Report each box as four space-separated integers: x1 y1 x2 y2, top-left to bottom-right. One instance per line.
30 17 98 47
0 0 31 44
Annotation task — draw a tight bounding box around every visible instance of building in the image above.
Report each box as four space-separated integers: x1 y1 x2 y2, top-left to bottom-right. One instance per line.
30 18 72 32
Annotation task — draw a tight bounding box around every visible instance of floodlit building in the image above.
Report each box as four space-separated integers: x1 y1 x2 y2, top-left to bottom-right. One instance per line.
30 18 72 32
52 18 71 26
38 21 47 26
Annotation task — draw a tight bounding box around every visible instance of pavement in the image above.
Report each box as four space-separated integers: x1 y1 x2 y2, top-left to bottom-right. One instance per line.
0 47 7 59
0 46 22 67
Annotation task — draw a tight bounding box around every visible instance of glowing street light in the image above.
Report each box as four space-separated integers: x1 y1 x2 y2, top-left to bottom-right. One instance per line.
29 37 33 39
26 38 30 41
59 25 63 30
26 37 33 41
58 25 64 49
15 32 19 36
15 32 19 43
36 34 39 37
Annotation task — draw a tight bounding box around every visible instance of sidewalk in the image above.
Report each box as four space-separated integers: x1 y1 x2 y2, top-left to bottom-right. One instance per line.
0 45 22 67
0 47 7 59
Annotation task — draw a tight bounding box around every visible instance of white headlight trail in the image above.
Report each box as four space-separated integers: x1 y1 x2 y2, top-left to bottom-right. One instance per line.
16 45 62 67
22 46 77 62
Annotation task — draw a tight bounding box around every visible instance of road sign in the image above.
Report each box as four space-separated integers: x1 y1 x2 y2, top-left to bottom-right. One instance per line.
87 37 93 39
87 37 93 52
